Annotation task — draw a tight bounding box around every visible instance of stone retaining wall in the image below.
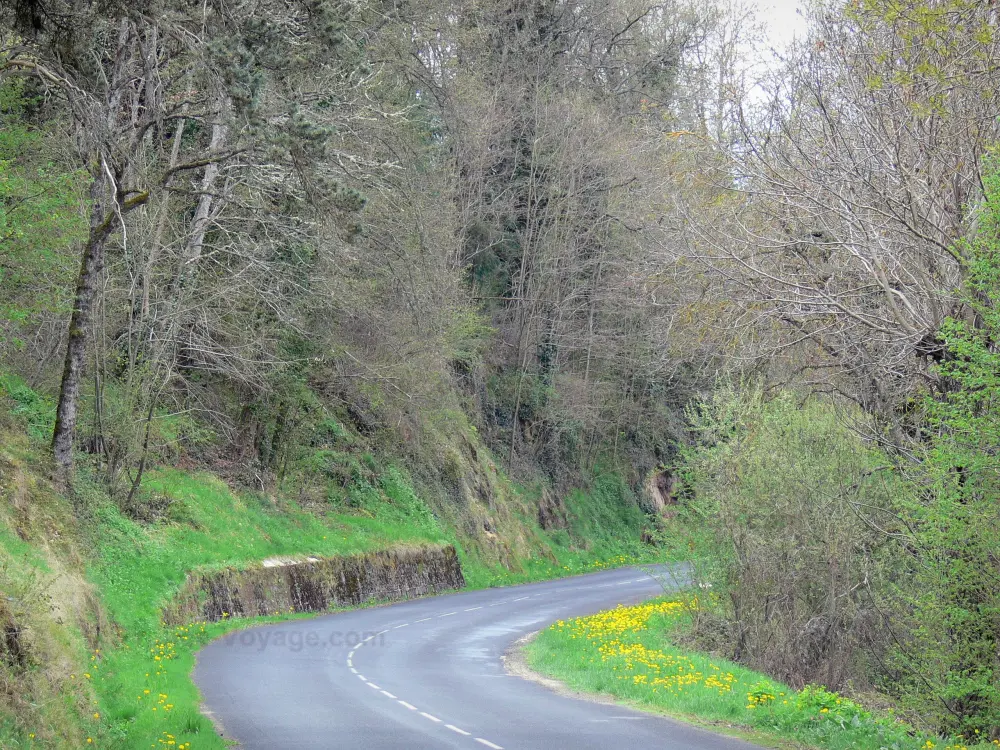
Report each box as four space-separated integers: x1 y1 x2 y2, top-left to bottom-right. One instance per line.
164 544 464 624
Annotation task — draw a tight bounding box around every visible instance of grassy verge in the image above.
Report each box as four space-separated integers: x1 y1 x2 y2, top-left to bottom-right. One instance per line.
525 597 988 750
462 471 659 588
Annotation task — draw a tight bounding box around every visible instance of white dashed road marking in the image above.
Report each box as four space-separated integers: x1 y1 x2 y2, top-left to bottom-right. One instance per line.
341 578 656 750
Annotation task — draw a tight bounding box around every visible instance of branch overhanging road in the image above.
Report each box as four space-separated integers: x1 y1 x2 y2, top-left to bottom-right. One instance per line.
194 564 759 750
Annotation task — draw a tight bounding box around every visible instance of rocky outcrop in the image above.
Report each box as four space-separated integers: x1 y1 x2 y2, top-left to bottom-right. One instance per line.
164 544 464 625
537 487 568 531
643 469 678 517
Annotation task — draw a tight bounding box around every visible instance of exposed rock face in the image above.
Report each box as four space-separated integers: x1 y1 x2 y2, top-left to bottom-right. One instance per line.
537 488 568 531
644 469 678 516
164 544 464 624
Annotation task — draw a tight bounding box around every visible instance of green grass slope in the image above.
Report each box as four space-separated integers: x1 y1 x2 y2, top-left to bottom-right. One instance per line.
0 376 658 749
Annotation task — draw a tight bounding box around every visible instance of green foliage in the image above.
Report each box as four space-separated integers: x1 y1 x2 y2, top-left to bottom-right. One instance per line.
458 472 657 589
679 386 905 688
900 153 1000 736
445 308 494 371
0 80 85 354
315 417 353 445
0 374 54 441
486 370 552 424
564 471 648 553
376 466 442 536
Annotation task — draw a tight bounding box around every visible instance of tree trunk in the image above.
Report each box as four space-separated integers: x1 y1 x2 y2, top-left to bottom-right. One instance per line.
51 171 120 480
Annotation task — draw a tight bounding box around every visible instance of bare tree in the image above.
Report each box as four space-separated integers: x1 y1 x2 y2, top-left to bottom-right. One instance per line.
683 0 1000 433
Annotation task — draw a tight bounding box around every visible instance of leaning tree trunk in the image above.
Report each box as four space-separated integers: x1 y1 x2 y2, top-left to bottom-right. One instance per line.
51 169 122 480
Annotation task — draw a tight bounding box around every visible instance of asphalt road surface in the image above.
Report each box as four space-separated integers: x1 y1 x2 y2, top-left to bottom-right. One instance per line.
194 565 758 750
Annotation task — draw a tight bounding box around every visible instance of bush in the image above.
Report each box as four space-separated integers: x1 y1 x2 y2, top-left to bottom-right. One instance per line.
680 386 905 690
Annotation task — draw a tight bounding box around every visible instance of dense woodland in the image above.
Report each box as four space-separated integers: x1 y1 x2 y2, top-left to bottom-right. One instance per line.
2 0 1000 744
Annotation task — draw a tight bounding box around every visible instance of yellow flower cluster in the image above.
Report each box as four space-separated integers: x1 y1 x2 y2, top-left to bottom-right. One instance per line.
153 730 191 748
562 555 638 573
588 555 635 570
147 693 174 713
746 690 777 709
554 600 689 638
927 740 970 750
551 599 737 697
149 639 177 675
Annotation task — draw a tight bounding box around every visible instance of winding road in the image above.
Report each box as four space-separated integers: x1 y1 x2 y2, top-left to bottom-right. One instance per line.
194 565 757 750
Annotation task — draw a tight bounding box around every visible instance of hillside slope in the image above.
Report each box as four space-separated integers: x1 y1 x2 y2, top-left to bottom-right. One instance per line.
0 378 656 749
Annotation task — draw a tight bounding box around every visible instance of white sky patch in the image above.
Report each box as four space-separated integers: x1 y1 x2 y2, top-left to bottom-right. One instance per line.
754 0 808 49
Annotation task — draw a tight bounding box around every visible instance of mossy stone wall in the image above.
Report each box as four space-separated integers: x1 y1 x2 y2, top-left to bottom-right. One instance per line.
164 544 464 624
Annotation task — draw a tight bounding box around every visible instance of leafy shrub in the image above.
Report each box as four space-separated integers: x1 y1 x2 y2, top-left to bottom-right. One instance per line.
680 386 905 690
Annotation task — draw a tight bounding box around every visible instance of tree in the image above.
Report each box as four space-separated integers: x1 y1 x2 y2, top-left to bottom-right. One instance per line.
2 0 371 485
687 0 1000 436
400 0 729 478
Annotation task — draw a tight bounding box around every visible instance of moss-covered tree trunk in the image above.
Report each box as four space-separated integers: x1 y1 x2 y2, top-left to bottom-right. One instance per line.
51 170 119 478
